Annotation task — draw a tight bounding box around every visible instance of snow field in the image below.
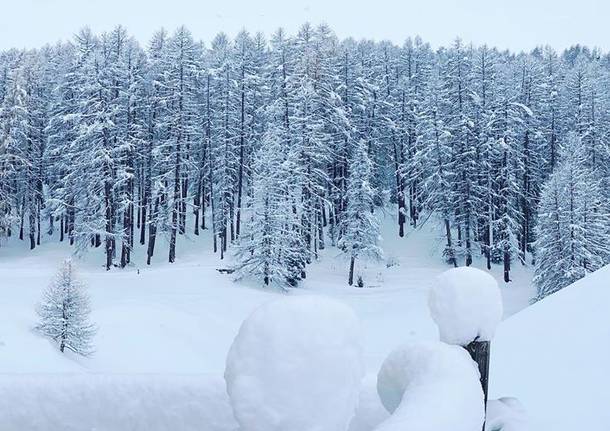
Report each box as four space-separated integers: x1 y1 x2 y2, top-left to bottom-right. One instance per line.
0 213 537 430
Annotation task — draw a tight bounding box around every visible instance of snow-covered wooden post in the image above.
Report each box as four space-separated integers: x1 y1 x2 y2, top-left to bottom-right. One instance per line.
428 267 503 430
465 339 491 408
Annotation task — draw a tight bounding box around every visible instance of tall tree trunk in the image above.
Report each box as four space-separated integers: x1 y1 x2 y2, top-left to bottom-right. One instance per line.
348 255 355 286
146 196 159 265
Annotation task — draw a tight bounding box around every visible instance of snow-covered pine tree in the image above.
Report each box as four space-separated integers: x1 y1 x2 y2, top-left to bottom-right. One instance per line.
538 46 564 175
470 44 498 271
533 170 566 299
234 118 305 288
143 28 170 265
62 28 121 267
35 258 96 355
0 57 29 243
165 27 199 263
45 41 81 245
534 133 610 299
341 139 382 286
209 32 239 260
290 23 332 263
442 39 478 266
487 59 527 283
418 64 457 266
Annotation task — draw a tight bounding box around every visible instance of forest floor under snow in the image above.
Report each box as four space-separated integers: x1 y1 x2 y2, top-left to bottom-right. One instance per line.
0 211 540 430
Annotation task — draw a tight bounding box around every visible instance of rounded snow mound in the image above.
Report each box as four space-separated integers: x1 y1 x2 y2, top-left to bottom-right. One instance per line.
428 267 503 345
376 341 484 431
224 295 365 431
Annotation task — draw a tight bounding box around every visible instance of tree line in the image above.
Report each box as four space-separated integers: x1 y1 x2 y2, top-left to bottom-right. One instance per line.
1 24 609 294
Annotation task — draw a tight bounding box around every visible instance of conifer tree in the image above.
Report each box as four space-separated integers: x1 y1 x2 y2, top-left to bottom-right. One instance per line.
341 140 382 286
534 134 610 299
35 258 96 355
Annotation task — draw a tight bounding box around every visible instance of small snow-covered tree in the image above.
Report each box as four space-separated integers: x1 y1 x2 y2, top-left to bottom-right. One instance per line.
341 140 382 286
35 259 96 355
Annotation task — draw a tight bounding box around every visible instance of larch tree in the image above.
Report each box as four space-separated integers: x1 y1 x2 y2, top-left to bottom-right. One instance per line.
35 258 96 355
341 139 382 286
534 133 610 299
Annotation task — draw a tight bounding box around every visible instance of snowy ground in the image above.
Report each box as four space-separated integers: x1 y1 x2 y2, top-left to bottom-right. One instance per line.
0 211 536 430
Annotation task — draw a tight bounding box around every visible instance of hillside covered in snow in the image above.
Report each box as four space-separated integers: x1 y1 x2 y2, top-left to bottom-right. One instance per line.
490 264 610 431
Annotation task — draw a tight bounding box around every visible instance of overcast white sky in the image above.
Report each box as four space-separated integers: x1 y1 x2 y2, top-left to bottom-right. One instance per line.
1 0 608 52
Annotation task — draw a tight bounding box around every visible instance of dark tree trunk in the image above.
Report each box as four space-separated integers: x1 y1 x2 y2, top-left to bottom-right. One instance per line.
147 197 159 265
105 178 113 271
504 249 511 283
444 218 457 268
60 215 64 242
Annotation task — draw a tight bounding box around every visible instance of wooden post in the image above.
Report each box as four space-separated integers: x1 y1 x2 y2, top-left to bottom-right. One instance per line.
465 339 490 430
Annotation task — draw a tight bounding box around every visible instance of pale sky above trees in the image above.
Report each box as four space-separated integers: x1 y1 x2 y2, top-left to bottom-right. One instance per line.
1 0 607 52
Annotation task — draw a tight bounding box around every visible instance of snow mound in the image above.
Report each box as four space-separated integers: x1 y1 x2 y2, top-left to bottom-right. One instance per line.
375 341 484 431
428 267 503 345
224 295 365 431
486 398 529 431
490 265 610 430
0 374 235 431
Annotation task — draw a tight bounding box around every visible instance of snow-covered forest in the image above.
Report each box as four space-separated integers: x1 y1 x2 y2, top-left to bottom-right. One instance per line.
1 24 610 297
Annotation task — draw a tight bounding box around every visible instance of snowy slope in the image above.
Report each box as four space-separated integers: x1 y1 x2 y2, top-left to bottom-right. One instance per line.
490 265 610 431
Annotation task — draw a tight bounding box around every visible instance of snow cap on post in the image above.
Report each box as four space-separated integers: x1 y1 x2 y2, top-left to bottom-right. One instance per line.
428 267 503 346
224 296 365 431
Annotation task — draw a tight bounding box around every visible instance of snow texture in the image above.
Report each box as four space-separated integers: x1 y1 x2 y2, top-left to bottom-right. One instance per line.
348 375 390 431
491 264 610 431
0 374 236 431
485 398 529 431
224 295 365 431
0 214 535 431
428 267 503 345
375 341 484 431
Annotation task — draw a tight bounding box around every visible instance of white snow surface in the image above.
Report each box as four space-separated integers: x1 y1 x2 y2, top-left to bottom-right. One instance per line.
490 264 610 431
224 296 365 431
0 374 236 431
375 341 484 431
485 398 529 431
0 213 535 430
428 267 503 345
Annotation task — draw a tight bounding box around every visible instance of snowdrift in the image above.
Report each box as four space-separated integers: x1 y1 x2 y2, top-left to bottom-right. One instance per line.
0 374 236 431
375 342 484 431
490 265 610 431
